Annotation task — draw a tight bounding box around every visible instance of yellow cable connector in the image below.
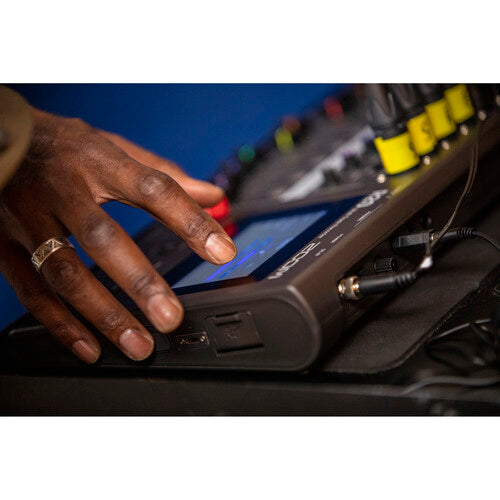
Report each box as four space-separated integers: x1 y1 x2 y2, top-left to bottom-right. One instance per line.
444 84 475 124
425 98 456 140
374 132 419 175
406 111 436 156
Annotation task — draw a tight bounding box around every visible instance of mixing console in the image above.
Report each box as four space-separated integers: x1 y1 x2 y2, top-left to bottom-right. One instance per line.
212 88 382 209
209 84 499 217
2 84 500 372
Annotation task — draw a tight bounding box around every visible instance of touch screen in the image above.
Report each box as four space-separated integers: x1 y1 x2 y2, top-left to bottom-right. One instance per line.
172 210 327 288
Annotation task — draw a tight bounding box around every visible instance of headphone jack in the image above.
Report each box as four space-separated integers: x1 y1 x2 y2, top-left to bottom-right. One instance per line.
338 270 418 300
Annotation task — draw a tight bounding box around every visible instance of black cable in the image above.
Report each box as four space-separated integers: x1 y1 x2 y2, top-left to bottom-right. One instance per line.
427 318 493 342
348 255 431 298
437 227 500 252
394 227 500 253
358 123 485 297
357 270 417 296
471 322 500 351
339 122 491 300
431 121 483 250
427 319 499 354
346 224 499 298
473 230 500 252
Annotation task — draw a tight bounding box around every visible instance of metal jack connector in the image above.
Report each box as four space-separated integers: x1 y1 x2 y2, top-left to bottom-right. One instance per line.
338 275 361 301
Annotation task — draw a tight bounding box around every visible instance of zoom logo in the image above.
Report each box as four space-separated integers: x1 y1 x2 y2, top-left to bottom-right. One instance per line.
268 242 321 280
356 189 388 208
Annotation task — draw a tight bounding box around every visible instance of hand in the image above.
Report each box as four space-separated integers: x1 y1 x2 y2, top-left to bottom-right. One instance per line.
0 108 236 363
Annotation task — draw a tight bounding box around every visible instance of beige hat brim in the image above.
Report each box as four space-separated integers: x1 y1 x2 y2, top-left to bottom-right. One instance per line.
0 86 33 191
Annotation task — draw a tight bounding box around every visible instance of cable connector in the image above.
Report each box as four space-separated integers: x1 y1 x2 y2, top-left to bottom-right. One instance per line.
392 227 500 253
338 271 417 301
436 227 475 244
392 231 432 253
340 226 499 302
444 228 500 251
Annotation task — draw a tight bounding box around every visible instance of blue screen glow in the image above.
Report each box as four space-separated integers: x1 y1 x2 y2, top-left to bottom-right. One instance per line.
173 210 327 288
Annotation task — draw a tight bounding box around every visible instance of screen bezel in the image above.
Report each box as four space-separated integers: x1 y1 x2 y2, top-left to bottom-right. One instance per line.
165 196 363 295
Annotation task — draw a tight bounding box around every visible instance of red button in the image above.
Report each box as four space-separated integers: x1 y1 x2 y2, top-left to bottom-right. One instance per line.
282 115 301 136
205 196 231 221
324 97 344 120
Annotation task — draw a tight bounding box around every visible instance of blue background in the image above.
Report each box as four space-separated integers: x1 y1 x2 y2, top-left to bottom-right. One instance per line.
1 84 345 329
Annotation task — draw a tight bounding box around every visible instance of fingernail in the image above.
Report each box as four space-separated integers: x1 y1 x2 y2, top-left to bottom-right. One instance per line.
119 328 153 361
71 339 99 364
147 293 183 332
205 233 237 264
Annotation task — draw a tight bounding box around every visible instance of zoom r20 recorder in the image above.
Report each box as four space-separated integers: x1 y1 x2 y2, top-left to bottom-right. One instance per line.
2 85 500 371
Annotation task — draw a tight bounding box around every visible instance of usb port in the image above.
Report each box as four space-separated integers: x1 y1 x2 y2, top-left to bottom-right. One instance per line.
174 332 209 349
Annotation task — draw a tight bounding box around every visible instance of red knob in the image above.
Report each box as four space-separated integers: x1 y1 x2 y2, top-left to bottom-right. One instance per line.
204 196 231 221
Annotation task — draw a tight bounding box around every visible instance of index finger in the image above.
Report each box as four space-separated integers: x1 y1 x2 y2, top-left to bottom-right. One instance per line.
106 160 237 266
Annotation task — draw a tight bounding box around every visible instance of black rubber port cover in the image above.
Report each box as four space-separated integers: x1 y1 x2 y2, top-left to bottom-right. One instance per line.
205 312 263 354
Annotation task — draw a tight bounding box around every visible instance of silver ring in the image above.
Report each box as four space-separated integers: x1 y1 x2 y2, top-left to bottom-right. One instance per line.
31 236 75 272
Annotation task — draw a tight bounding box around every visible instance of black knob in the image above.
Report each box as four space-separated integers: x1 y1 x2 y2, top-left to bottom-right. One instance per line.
389 84 424 119
344 153 362 169
363 135 377 154
468 84 496 114
364 84 405 139
322 168 341 186
373 257 399 274
416 84 444 105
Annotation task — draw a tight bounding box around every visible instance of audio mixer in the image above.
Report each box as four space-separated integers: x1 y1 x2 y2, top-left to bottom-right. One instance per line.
2 84 500 372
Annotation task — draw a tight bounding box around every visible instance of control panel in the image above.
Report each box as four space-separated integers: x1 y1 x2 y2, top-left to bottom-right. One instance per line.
2 84 499 372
